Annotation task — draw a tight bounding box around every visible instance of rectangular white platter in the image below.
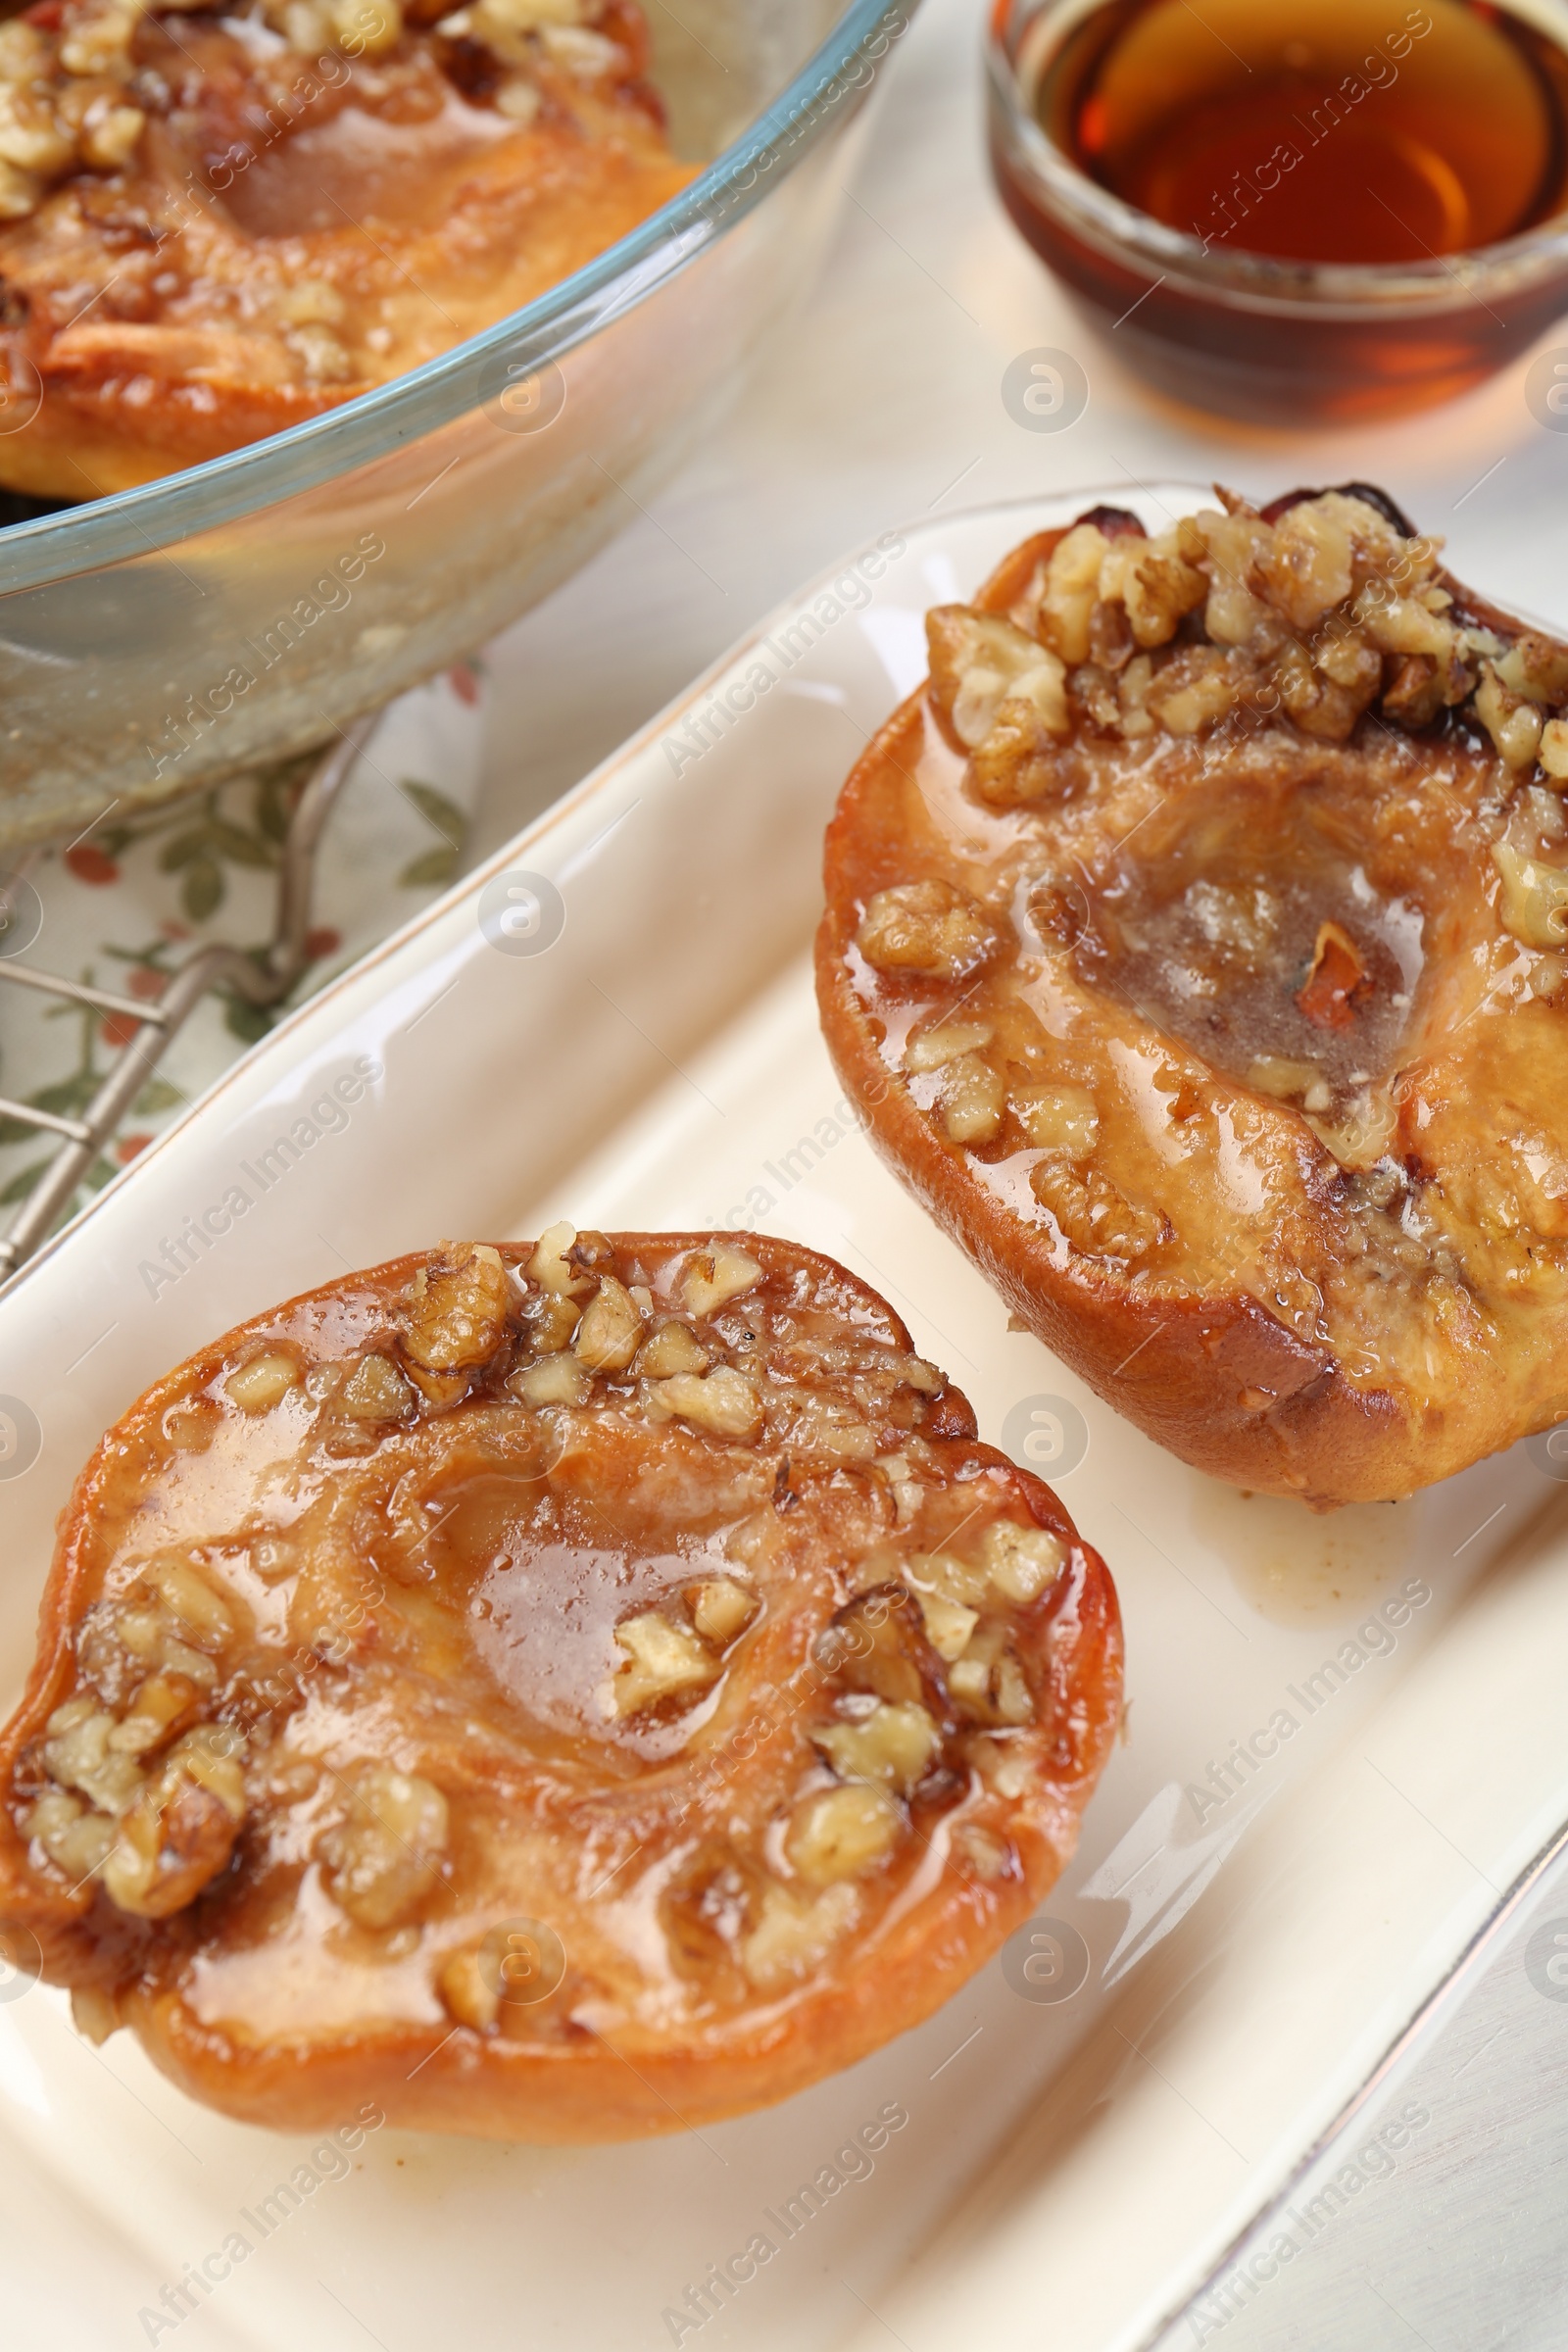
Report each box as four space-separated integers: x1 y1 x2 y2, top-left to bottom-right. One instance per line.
3 487 1568 2352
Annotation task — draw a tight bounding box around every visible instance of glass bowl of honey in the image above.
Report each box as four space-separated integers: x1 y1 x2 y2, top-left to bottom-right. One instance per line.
987 0 1568 421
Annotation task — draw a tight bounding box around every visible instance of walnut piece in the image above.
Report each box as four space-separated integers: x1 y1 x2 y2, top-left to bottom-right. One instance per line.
857 881 1000 982
318 1763 449 1931
612 1609 721 1713
101 1728 246 1918
812 1700 938 1794
655 1366 763 1441
224 1353 301 1414
679 1245 762 1318
786 1784 903 1885
402 1242 513 1400
572 1274 645 1373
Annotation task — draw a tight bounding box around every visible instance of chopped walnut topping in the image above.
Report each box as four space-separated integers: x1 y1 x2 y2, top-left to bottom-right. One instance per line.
402 1242 513 1402
440 0 585 66
42 1693 144 1814
224 1352 301 1414
786 1784 902 1885
511 1354 591 1407
1098 527 1207 647
338 1353 415 1421
318 1763 448 1930
687 1577 757 1645
1353 583 1452 659
904 1018 995 1073
1032 1158 1168 1263
1381 655 1444 729
264 0 404 54
439 1942 501 2031
539 21 621 72
1010 1084 1099 1157
572 1274 645 1373
765 1386 877 1460
980 1522 1064 1605
526 1220 592 1297
107 1669 200 1756
78 1592 218 1701
939 1053 1004 1145
655 1366 763 1442
611 1608 720 1713
0 0 172 213
921 489 1568 801
1255 495 1360 629
907 1546 986 1608
522 1289 583 1354
288 322 356 386
1540 718 1568 782
948 1624 1032 1727
495 73 541 118
740 1881 858 1989
927 608 1069 754
1036 521 1113 665
679 1245 762 1318
0 82 73 175
1250 1055 1333 1115
954 1823 1013 1881
1145 645 1249 737
912 1585 978 1661
813 1700 938 1793
1477 664 1544 772
139 1556 236 1653
632 1319 709 1378
1493 840 1568 950
77 94 143 168
101 1727 246 1918
858 881 1000 983
25 1788 113 1879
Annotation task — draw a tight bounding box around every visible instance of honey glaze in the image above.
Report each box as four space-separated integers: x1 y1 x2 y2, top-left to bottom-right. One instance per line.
1191 1485 1421 1627
1035 0 1568 264
217 88 521 238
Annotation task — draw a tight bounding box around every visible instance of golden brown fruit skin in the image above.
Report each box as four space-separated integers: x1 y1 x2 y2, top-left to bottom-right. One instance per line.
0 1232 1121 2140
816 490 1568 1507
0 0 694 496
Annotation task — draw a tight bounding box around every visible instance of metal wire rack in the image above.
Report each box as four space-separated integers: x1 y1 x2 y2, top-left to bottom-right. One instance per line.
0 714 376 1286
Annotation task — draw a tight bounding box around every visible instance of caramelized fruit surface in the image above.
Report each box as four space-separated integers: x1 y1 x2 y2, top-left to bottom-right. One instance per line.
0 0 694 494
0 1231 1121 2139
817 488 1568 1504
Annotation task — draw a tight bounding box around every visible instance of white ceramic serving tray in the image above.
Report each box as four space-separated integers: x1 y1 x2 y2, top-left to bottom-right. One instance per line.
4 488 1568 2352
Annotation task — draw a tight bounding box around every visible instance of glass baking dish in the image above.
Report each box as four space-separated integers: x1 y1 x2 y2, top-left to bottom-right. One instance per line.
0 0 911 850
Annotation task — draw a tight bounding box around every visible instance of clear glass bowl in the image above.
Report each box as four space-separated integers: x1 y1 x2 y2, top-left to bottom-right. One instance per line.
987 0 1568 429
0 0 912 847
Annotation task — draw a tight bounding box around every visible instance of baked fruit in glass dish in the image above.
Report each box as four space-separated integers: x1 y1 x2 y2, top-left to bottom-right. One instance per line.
0 0 694 496
0 1229 1121 2139
817 485 1568 1508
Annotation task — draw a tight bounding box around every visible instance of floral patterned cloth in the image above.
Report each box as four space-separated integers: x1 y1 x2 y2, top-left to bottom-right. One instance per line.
0 661 487 1231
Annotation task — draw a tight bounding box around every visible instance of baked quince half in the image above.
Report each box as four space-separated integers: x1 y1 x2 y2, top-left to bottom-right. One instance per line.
817 486 1568 1507
0 0 693 496
0 1230 1120 2139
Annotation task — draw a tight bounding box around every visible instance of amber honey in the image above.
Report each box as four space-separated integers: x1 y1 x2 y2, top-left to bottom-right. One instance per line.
989 0 1568 418
1041 0 1568 264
